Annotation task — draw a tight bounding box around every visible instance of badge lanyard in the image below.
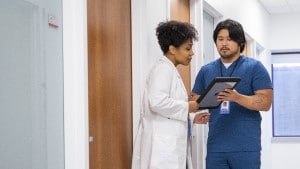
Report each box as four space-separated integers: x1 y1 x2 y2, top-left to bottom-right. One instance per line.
219 57 241 114
219 56 241 77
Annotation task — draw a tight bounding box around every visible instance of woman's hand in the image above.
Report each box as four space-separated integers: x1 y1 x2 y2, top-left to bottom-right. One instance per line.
193 112 210 124
188 101 199 112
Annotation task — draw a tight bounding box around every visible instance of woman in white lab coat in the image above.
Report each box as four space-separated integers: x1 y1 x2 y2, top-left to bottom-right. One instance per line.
131 20 210 169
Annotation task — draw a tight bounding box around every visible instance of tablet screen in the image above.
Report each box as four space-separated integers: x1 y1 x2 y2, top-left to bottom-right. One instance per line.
197 77 241 109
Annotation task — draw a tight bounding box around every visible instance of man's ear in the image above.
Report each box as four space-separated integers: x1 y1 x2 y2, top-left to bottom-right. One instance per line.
169 45 176 55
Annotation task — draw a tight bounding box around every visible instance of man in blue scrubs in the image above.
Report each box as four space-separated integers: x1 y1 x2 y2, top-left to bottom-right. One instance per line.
192 19 273 169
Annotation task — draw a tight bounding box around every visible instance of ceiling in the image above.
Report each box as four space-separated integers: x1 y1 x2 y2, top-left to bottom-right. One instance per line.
259 0 300 14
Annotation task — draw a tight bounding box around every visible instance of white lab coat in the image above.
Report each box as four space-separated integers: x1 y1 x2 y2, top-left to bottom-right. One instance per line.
131 56 194 169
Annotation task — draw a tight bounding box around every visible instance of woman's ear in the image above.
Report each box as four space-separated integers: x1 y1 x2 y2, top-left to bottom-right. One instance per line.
169 45 176 55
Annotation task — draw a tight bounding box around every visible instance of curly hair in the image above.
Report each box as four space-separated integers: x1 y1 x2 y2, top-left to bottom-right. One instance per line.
156 20 198 54
213 19 246 53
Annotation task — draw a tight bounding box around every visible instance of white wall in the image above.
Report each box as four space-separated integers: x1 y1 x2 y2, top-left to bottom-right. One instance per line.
269 13 300 169
269 13 300 50
205 0 270 48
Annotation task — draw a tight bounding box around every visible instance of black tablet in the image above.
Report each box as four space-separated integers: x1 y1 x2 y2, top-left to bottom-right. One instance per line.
197 77 241 109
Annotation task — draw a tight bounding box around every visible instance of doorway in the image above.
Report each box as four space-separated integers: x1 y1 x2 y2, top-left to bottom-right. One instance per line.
87 0 132 168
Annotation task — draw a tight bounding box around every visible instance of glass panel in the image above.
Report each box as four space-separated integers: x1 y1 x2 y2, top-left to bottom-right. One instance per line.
0 0 64 168
203 11 215 64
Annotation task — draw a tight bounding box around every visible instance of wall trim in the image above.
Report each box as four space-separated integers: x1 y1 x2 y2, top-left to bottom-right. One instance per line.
63 0 89 169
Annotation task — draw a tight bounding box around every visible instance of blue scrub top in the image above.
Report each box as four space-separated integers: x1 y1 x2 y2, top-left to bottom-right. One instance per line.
192 56 272 152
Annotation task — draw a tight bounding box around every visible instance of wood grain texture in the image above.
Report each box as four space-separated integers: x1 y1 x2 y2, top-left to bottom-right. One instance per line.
88 0 132 168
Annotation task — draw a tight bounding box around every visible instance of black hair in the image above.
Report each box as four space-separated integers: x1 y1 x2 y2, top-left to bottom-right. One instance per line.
156 20 198 54
213 19 246 53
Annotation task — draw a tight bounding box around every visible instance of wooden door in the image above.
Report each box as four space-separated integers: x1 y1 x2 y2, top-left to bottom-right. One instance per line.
87 0 132 168
170 0 191 92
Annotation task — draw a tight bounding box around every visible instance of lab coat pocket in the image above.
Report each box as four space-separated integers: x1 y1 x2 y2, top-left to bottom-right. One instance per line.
150 134 185 169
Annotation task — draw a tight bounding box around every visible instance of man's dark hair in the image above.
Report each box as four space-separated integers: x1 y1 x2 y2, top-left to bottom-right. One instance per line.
213 19 246 53
156 20 198 54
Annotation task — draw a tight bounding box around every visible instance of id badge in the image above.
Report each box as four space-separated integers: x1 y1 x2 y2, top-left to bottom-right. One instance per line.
220 101 230 114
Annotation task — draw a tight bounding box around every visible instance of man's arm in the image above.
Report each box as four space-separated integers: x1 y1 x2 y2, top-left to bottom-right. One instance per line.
218 88 273 111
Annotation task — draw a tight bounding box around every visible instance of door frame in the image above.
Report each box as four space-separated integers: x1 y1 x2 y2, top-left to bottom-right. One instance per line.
63 0 89 169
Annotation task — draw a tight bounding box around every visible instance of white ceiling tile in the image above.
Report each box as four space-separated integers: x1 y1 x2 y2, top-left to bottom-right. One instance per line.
259 0 300 14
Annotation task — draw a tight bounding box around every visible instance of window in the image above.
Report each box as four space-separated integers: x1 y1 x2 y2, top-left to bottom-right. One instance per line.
272 51 300 137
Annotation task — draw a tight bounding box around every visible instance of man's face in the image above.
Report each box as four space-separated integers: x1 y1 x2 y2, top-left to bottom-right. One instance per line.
215 29 240 62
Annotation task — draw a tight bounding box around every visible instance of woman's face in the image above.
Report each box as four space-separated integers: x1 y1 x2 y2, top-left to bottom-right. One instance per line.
172 39 194 66
215 29 240 63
